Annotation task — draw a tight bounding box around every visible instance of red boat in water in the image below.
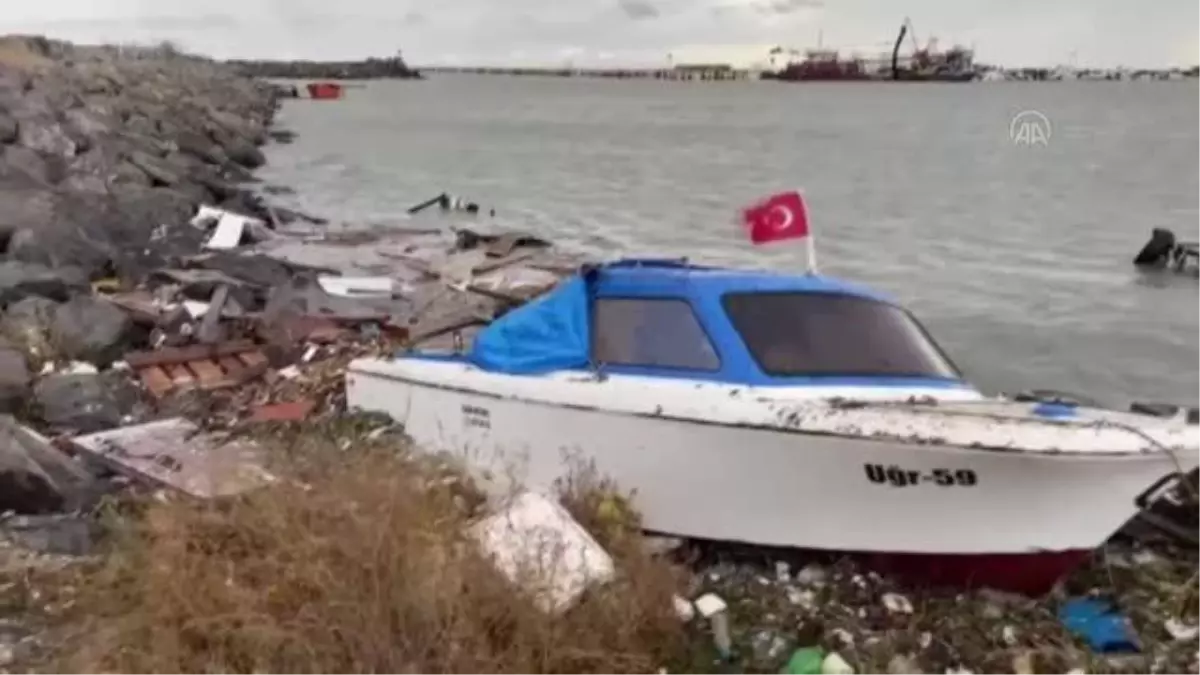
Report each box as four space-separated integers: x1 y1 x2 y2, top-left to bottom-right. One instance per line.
306 82 344 100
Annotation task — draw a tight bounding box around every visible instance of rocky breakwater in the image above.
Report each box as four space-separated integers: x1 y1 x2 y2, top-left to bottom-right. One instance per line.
0 34 289 505
0 35 283 281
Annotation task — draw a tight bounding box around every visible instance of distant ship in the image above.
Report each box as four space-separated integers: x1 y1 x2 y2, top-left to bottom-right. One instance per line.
761 48 871 82
888 19 978 82
762 18 978 83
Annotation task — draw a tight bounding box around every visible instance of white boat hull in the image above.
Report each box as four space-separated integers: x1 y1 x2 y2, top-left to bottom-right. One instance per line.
346 357 1199 591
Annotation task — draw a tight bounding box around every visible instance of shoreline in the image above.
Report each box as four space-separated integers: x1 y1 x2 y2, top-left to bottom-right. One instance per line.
0 33 1196 675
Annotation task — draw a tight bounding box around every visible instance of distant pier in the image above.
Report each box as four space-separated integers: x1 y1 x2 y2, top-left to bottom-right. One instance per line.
417 64 754 81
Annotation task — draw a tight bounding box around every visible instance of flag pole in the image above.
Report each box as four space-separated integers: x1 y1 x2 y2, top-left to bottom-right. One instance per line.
800 188 817 275
805 234 817 275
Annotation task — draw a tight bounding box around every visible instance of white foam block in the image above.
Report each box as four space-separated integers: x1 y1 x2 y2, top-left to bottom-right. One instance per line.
470 491 615 614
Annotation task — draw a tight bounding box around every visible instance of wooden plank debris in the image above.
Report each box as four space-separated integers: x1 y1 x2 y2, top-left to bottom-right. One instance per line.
124 340 269 399
69 418 276 499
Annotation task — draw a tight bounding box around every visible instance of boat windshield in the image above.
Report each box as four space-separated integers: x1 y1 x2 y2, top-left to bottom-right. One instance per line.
722 291 962 379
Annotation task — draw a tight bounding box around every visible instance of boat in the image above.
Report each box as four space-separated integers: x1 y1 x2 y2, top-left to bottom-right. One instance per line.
1134 227 1199 277
889 18 978 82
345 258 1199 594
762 49 871 82
306 81 344 100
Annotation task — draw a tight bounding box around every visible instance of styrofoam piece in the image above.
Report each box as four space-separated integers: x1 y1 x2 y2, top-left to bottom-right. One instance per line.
182 300 209 319
190 204 226 227
693 592 728 618
470 491 615 614
673 595 696 622
317 275 395 297
204 213 249 249
822 652 855 675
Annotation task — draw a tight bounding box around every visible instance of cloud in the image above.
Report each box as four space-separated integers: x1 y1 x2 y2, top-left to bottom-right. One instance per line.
31 13 239 30
751 0 823 15
618 0 660 20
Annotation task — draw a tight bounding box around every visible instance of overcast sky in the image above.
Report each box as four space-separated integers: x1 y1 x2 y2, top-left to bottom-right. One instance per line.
2 0 1197 69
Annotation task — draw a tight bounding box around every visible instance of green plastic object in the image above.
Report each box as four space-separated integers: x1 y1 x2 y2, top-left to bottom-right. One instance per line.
782 646 825 674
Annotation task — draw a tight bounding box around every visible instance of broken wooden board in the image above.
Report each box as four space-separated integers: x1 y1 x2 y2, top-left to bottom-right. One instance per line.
70 418 276 499
125 340 269 399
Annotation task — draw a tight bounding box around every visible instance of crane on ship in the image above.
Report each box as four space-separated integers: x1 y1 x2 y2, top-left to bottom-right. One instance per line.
889 17 975 81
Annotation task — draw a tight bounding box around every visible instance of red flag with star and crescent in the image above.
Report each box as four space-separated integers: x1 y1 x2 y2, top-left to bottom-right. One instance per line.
740 190 810 245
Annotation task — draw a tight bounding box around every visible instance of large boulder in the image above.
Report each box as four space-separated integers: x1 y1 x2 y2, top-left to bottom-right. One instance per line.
0 145 64 185
32 371 141 433
0 181 57 247
0 414 98 514
0 111 16 144
0 261 88 306
15 114 78 158
50 296 133 367
0 342 30 412
0 296 58 366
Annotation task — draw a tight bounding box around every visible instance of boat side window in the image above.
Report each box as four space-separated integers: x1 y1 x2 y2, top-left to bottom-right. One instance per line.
592 298 721 371
721 291 962 379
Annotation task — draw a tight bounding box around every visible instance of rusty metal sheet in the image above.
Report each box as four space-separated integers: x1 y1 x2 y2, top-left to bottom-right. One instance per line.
70 418 276 499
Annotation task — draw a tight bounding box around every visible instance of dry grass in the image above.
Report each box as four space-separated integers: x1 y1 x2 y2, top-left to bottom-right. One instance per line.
42 422 690 674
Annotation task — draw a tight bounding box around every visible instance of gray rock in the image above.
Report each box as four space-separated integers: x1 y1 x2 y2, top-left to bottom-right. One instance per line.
0 145 63 185
63 107 113 139
220 136 266 169
65 144 152 193
50 296 133 367
0 296 58 365
32 372 139 433
174 129 226 165
0 112 15 144
0 430 62 514
0 413 100 513
0 182 57 246
0 261 87 306
0 345 30 413
16 116 77 158
126 149 183 186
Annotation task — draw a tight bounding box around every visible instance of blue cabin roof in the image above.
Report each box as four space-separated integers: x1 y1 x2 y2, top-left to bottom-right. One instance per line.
456 258 971 389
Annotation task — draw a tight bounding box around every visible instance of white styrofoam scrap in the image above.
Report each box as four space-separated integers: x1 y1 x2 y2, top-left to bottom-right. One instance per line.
774 560 791 583
672 595 695 622
190 204 226 227
470 491 615 614
786 587 815 610
277 365 301 379
693 592 728 618
63 361 98 375
1165 618 1200 641
202 210 267 250
882 592 913 615
317 275 395 297
821 651 855 675
795 563 827 587
1002 625 1017 645
183 300 210 319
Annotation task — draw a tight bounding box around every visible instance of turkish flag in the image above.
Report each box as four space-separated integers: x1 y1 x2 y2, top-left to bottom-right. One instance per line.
741 190 810 245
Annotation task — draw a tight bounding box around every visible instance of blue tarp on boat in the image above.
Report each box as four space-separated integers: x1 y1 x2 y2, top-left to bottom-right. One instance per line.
467 275 591 374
